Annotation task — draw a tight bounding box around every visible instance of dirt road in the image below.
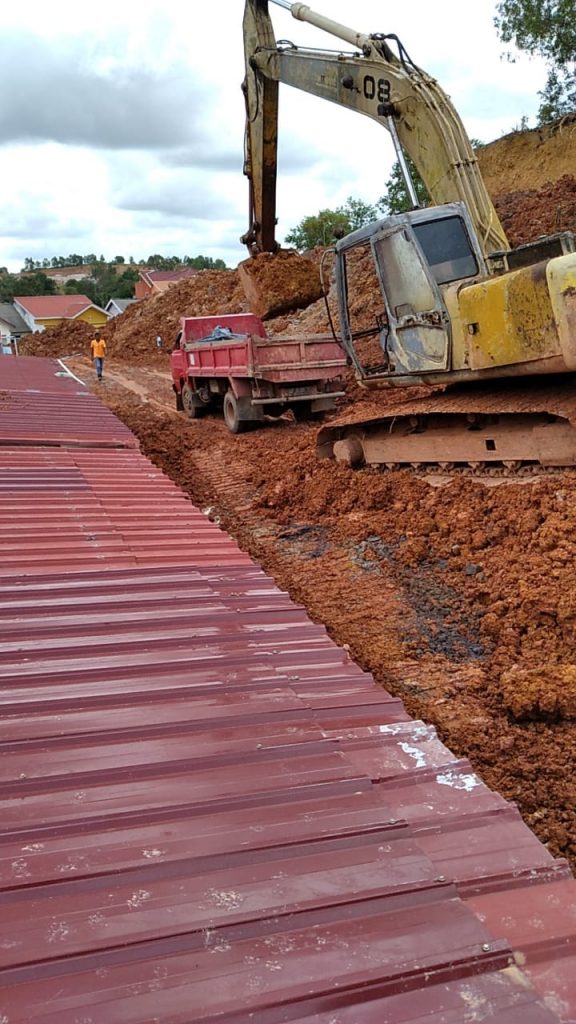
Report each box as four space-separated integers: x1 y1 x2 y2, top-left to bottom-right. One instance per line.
71 355 576 872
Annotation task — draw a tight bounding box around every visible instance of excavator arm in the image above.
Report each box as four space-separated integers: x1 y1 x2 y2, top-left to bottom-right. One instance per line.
242 0 280 253
242 0 509 256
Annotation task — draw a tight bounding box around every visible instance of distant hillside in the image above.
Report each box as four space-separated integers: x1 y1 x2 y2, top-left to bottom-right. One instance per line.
20 264 130 281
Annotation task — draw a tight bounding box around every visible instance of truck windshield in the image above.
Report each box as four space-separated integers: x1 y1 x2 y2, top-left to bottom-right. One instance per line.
413 216 478 284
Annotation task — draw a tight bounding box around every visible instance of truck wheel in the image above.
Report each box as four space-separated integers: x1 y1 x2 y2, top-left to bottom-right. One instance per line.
181 383 202 419
223 391 248 434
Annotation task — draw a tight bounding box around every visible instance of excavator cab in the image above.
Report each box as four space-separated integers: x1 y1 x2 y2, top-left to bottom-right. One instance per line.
335 203 486 382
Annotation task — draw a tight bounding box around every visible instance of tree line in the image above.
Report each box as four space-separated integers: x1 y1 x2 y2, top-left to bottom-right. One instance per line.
0 253 228 307
21 254 227 273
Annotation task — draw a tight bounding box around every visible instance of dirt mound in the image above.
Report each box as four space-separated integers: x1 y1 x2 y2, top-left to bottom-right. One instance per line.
494 174 576 247
107 270 249 364
18 319 112 359
499 664 576 720
478 116 576 194
266 245 379 339
238 250 322 319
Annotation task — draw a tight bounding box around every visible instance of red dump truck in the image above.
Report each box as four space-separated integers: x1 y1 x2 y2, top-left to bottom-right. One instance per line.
170 313 346 432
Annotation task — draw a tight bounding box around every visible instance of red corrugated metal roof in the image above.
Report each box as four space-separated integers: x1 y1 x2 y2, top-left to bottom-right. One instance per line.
0 357 136 448
0 356 575 1024
2 354 84 393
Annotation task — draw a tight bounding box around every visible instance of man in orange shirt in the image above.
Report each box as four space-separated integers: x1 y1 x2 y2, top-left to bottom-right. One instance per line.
90 331 107 382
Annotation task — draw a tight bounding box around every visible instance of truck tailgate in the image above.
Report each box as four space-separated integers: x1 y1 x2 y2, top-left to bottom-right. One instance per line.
253 335 345 380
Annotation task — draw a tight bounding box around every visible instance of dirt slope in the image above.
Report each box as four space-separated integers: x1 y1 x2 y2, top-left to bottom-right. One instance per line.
478 115 576 193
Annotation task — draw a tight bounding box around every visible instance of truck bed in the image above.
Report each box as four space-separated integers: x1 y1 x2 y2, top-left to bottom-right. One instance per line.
180 332 345 383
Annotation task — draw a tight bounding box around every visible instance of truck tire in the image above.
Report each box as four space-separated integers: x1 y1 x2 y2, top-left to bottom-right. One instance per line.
223 391 248 434
181 383 202 419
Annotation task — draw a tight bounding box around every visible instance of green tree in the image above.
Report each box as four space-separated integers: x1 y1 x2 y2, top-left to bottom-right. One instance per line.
89 264 139 306
377 157 429 216
64 278 98 303
494 0 576 122
538 67 576 122
0 272 56 302
285 208 351 250
184 255 227 270
342 196 381 229
114 267 139 298
18 253 227 281
286 195 385 250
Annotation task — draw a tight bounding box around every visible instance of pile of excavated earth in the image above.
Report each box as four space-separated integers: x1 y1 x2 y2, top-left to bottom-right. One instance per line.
24 123 576 870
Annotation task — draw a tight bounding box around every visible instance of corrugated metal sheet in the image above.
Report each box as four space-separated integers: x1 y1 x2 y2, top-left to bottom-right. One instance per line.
0 449 248 573
0 357 575 1024
0 356 135 447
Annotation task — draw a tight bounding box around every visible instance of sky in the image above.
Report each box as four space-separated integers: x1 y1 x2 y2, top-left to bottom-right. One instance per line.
0 0 549 274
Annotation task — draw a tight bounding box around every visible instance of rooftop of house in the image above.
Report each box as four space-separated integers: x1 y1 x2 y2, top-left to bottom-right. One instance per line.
140 269 200 283
105 298 138 312
14 295 106 319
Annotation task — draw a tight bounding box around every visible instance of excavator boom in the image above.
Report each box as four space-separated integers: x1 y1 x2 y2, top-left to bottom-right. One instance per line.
242 0 508 255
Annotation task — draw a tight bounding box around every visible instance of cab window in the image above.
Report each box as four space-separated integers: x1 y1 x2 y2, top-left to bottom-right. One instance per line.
413 216 478 284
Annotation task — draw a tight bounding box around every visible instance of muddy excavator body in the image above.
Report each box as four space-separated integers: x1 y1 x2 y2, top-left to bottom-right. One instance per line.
243 0 576 470
318 205 576 469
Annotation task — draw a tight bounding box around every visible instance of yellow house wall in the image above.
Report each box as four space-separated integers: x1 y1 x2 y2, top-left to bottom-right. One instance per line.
35 309 108 331
36 318 62 330
77 309 108 327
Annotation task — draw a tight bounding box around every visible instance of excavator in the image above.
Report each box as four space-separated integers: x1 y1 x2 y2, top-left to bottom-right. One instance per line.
242 0 576 470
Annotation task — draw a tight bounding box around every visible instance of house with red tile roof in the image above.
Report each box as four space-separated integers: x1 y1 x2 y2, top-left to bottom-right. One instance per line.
13 295 109 333
134 268 199 299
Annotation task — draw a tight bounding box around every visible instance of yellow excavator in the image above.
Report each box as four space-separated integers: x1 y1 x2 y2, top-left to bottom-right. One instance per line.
242 0 576 469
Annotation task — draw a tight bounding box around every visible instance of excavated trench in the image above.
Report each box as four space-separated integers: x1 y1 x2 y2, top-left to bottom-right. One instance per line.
70 359 576 874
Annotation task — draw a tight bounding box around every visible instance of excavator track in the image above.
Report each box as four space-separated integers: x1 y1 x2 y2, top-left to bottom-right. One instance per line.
317 379 576 470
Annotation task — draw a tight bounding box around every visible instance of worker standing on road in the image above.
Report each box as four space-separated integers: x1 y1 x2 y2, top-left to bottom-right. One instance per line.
90 331 107 382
